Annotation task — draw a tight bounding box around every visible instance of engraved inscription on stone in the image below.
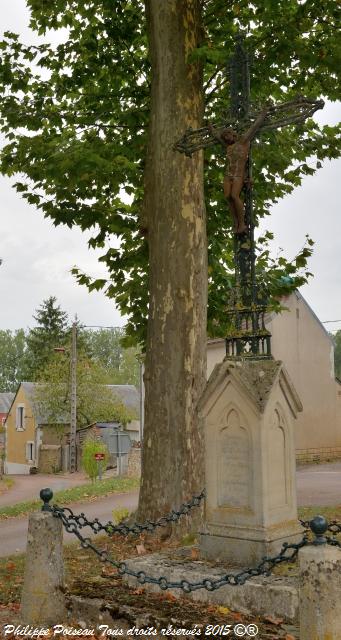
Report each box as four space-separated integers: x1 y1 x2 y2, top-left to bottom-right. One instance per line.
269 409 287 509
218 409 250 508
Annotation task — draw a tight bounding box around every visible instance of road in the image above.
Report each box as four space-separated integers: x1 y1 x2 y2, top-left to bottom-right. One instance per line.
296 461 341 506
0 461 340 557
0 490 139 557
0 471 112 507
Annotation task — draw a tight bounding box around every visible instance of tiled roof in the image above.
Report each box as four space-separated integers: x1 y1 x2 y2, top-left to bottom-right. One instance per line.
0 392 15 414
106 385 140 417
18 382 140 424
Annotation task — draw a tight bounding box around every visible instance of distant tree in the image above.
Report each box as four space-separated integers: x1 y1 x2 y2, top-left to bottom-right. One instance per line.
0 329 29 391
26 296 69 379
334 330 341 380
109 346 140 388
82 328 124 371
33 350 136 440
83 328 140 387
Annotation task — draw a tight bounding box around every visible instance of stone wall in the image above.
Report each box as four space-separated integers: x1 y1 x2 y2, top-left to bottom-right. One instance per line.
296 446 341 464
127 446 141 477
41 424 69 446
38 444 61 473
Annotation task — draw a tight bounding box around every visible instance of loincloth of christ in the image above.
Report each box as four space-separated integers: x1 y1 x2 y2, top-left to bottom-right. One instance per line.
224 141 249 179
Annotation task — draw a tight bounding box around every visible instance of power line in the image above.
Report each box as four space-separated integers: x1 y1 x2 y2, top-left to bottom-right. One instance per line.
82 324 125 329
322 319 341 324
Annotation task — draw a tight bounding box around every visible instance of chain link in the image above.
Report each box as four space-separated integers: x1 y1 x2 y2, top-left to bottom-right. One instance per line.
326 536 341 549
300 519 341 536
52 490 205 538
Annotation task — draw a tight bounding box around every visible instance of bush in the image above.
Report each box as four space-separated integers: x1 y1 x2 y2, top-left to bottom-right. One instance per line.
81 437 109 482
112 507 130 524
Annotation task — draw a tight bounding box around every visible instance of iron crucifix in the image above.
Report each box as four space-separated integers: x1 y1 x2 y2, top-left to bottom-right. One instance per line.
174 37 324 238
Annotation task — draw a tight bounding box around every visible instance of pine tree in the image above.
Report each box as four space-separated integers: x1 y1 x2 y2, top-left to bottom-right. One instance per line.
26 297 69 379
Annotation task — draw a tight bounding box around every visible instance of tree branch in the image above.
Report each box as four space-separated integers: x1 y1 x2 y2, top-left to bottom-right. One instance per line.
205 76 229 104
203 64 225 91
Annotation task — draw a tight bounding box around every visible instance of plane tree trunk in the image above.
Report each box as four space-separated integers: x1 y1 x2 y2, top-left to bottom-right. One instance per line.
137 0 207 528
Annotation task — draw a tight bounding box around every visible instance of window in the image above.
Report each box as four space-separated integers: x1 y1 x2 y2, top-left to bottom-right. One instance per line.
16 405 25 430
26 441 35 463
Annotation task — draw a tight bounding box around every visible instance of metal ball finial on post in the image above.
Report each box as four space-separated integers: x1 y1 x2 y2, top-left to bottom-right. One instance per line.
309 515 328 545
40 487 53 511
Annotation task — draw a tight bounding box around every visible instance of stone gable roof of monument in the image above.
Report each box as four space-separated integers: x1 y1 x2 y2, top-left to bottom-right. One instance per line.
199 359 303 417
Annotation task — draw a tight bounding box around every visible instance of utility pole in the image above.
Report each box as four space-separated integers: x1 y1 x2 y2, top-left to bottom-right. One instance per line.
70 319 77 473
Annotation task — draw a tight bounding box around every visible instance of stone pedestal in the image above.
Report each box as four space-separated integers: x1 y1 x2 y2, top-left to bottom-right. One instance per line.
21 511 66 625
299 544 341 639
199 359 303 567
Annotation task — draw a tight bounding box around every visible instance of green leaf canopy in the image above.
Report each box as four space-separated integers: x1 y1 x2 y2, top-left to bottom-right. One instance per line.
0 0 340 344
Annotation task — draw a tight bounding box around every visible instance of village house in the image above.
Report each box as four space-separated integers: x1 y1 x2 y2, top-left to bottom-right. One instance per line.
0 392 14 428
0 392 14 451
4 382 140 474
207 291 341 463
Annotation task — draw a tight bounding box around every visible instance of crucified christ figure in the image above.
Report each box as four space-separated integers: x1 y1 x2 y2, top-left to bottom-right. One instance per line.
209 106 270 235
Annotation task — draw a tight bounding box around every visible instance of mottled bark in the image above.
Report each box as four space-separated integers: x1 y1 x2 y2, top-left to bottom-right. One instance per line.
138 0 207 526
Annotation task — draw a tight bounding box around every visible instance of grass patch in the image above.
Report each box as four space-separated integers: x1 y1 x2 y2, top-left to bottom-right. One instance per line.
298 504 341 522
0 552 26 604
0 477 14 495
0 476 139 520
0 541 107 605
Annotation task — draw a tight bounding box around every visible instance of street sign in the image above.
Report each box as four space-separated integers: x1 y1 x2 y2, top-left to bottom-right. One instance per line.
94 453 105 460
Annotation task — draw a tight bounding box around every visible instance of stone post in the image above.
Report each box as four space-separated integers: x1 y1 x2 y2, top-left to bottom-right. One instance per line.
21 490 66 625
299 517 341 639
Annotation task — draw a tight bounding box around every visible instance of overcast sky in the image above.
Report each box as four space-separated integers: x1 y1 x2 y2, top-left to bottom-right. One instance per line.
1 1 340 333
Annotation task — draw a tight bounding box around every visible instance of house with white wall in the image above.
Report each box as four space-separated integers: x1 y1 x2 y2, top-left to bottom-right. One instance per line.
207 292 341 462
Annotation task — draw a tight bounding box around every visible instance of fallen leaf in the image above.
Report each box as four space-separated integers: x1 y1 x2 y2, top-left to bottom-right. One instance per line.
190 547 199 560
285 635 296 640
216 605 230 615
132 588 145 595
264 614 284 625
101 568 117 576
230 611 242 622
206 605 217 613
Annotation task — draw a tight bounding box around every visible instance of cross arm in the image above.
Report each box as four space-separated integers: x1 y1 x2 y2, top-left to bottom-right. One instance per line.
207 124 226 148
240 106 271 143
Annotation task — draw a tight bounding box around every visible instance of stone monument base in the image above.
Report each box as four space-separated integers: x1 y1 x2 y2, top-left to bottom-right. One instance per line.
121 549 299 624
198 358 303 569
200 519 303 566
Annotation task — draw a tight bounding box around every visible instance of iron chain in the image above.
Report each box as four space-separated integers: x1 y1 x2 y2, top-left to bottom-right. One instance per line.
326 536 341 549
47 489 341 594
52 490 205 538
53 505 309 593
300 519 341 536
